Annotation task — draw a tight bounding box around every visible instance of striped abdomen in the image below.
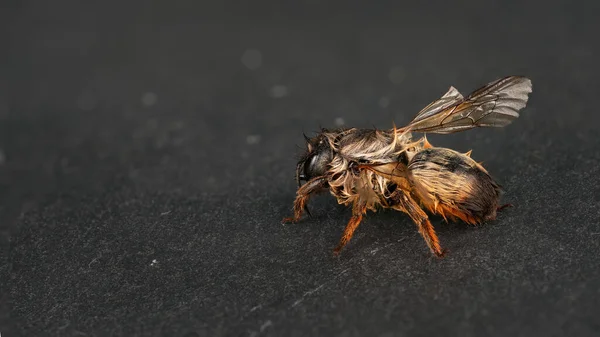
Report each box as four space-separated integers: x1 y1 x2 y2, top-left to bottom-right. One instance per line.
408 148 501 224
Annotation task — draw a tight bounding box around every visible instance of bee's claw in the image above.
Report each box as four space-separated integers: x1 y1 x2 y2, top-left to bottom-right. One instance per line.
332 247 342 257
497 203 514 212
282 217 297 224
434 248 448 258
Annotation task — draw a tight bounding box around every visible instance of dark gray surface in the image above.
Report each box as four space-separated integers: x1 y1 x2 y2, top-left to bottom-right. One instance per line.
2 1 600 336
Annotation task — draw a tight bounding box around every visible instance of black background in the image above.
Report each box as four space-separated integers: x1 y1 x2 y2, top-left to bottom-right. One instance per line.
2 1 600 336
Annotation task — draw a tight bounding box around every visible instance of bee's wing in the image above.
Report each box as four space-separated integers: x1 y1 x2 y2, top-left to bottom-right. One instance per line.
401 76 532 134
410 86 464 122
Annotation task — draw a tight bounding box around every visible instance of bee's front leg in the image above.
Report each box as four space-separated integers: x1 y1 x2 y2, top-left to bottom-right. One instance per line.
282 176 328 224
333 202 368 255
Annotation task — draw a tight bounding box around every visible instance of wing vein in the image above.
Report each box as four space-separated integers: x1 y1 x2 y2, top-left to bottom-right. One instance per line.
401 76 532 134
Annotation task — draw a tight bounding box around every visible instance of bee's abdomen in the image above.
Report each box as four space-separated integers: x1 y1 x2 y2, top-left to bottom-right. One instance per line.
408 148 501 224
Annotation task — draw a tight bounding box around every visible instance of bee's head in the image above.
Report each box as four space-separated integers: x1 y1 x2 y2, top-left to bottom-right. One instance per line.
296 132 333 186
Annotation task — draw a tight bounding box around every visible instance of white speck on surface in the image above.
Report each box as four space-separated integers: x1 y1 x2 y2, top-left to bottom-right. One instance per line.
269 85 288 98
160 211 171 216
141 92 158 107
150 259 158 266
379 96 390 108
388 66 405 84
334 117 345 126
259 320 273 332
292 284 325 307
246 134 261 145
241 49 262 70
88 258 98 268
250 304 262 312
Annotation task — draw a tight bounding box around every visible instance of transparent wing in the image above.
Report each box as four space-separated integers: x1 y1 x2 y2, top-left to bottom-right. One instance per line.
401 76 532 134
411 86 464 122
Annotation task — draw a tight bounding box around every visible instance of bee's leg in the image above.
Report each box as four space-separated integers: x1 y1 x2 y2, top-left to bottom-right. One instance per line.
497 203 513 212
333 203 367 255
390 191 445 257
282 176 328 224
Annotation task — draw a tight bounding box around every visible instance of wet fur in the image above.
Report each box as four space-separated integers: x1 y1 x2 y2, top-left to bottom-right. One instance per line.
323 128 500 222
283 76 531 256
286 127 502 256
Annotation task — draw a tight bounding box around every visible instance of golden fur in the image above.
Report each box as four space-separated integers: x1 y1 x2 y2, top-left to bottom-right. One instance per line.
283 76 532 257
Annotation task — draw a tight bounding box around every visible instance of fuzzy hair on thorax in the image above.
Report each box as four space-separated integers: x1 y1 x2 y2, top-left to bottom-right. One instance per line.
320 127 425 211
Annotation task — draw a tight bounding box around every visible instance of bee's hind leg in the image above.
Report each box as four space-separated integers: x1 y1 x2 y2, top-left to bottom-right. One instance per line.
282 176 328 224
390 191 445 257
333 203 367 255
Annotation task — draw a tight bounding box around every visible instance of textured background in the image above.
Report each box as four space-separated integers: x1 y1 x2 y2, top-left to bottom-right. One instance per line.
2 1 600 336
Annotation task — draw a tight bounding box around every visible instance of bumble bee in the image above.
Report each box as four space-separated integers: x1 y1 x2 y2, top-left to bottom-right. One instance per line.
283 76 533 257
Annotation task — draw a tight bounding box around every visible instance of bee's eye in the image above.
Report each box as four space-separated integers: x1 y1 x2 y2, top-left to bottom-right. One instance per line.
304 149 332 179
308 155 318 168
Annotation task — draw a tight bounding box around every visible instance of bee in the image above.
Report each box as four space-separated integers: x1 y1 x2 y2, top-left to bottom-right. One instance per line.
283 76 533 257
